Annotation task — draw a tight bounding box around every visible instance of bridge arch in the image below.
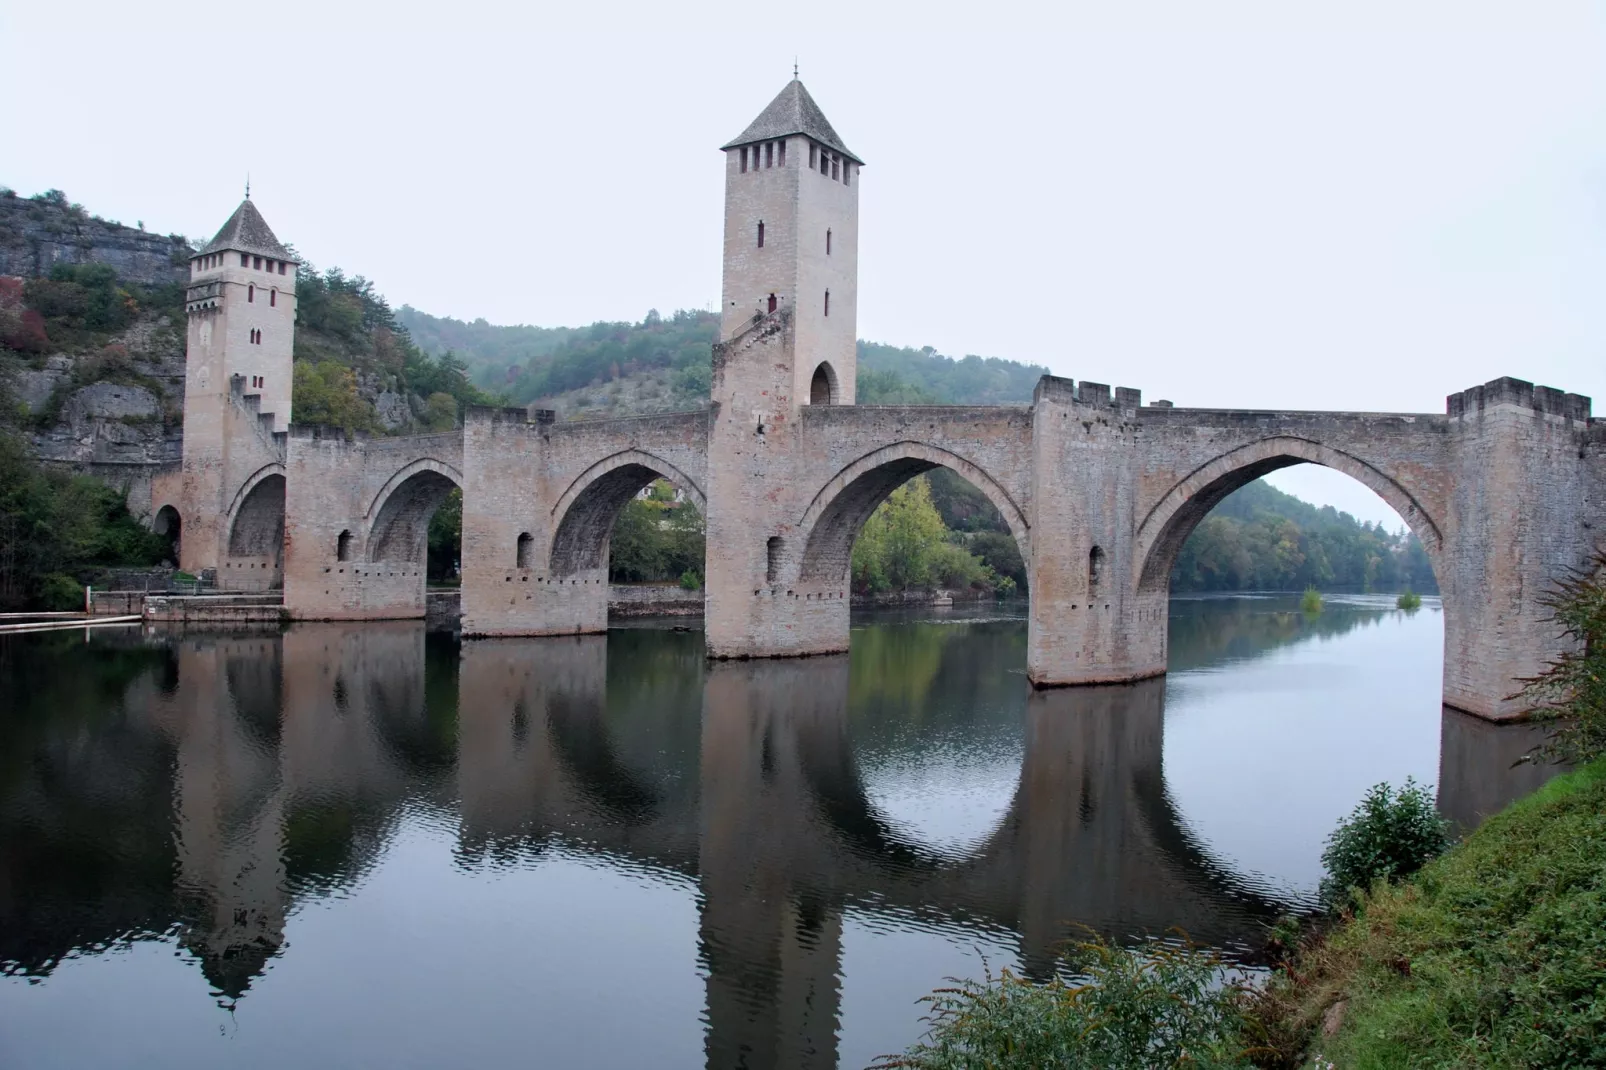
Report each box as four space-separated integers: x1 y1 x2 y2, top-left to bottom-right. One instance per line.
548 449 707 578
226 465 287 559
1133 436 1445 594
796 441 1031 585
365 458 464 564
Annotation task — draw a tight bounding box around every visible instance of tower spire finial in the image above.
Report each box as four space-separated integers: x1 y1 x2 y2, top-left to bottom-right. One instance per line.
793 57 798 80
245 173 251 200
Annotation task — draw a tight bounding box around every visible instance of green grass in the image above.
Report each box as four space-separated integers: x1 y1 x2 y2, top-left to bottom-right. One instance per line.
1281 759 1606 1068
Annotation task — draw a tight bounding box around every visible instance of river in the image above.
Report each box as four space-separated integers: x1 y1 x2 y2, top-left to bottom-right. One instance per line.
0 595 1558 1069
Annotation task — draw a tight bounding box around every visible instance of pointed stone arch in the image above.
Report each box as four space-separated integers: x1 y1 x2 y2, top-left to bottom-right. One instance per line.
1132 435 1445 593
796 440 1031 585
365 458 464 564
548 449 708 578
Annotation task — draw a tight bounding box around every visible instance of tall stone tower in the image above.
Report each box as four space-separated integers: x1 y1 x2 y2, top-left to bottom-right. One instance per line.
719 78 862 407
705 80 865 657
177 198 299 580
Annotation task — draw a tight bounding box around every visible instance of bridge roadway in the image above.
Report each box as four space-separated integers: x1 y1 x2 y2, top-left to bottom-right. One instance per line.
178 356 1604 721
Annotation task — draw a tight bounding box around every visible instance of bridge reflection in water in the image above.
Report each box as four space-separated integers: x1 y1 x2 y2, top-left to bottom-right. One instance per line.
0 603 1559 1069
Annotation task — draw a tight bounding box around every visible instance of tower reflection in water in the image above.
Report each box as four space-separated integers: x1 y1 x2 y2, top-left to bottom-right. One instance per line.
0 607 1562 1069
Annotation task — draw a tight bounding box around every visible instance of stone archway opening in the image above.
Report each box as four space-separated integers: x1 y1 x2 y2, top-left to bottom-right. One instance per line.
226 473 285 588
368 469 462 577
798 452 1029 603
550 461 705 596
809 362 839 405
1135 451 1442 601
153 505 182 567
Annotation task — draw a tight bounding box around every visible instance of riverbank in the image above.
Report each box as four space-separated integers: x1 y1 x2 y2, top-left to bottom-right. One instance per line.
1256 756 1605 1067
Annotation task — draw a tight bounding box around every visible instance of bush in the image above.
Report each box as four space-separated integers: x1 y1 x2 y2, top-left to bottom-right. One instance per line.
1519 550 1606 764
1396 589 1422 610
678 569 701 591
873 940 1252 1069
1319 778 1450 908
1300 586 1323 614
40 572 84 611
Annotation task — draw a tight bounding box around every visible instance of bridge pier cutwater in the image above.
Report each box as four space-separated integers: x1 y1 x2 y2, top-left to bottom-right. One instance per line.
154 78 1602 722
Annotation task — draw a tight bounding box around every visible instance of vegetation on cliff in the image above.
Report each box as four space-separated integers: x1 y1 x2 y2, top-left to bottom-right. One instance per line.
0 430 168 609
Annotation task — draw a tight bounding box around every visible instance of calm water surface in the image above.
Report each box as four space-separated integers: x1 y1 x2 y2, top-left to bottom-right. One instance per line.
0 595 1556 1069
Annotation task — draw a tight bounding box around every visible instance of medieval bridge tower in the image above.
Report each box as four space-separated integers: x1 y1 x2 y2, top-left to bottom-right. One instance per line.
151 78 1603 724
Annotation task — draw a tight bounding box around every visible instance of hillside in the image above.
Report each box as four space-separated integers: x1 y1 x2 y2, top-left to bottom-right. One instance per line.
395 305 1050 416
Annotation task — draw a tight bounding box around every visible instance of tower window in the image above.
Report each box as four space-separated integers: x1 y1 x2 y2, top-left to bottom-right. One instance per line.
844 164 851 188
778 139 786 167
740 146 748 173
765 142 773 168
516 532 533 569
337 530 352 562
767 293 777 314
824 290 830 317
1089 545 1105 588
278 262 286 275
270 289 276 307
820 152 829 176
809 143 817 169
757 221 764 248
826 229 832 255
240 253 248 267
248 284 254 302
766 536 782 583
253 256 262 269
831 156 840 181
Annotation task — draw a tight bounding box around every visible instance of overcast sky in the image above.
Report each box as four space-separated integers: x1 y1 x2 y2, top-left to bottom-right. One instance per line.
6 0 1603 527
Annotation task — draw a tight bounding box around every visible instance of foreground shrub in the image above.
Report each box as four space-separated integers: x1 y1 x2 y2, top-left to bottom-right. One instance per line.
872 940 1251 1070
1308 760 1606 1068
1319 778 1450 909
1519 550 1606 764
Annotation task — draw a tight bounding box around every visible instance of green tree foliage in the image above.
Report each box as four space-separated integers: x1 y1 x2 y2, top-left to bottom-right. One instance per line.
497 310 717 405
0 432 168 609
852 477 997 595
873 940 1251 1070
292 361 378 434
424 391 458 431
427 488 462 583
1172 479 1437 593
291 262 496 430
857 341 1047 404
608 486 705 583
1319 778 1451 909
13 264 182 352
1519 551 1606 764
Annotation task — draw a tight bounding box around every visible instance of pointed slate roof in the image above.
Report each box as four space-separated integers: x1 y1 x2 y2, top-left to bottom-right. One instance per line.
199 198 297 261
723 79 863 165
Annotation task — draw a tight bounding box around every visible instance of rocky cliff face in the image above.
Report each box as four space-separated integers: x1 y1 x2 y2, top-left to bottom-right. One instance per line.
0 190 190 288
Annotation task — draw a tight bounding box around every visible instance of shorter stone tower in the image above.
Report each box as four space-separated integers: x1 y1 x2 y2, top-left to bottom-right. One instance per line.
176 198 299 583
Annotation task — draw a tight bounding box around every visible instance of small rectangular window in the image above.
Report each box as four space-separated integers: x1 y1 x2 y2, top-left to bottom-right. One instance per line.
757 221 764 248
824 290 830 317
831 157 840 181
252 256 261 269
778 139 786 167
240 253 248 267
826 229 832 255
843 164 851 187
809 143 817 169
740 146 747 173
278 262 286 275
765 142 774 168
270 289 277 307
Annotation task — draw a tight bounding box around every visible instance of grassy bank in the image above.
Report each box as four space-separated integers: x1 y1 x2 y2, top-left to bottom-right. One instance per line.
1258 757 1606 1068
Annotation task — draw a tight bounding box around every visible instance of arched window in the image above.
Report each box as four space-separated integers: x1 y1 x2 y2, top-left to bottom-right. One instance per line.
337 530 353 562
1089 545 1105 588
248 284 254 302
516 532 533 569
757 220 765 248
767 293 777 314
826 229 832 255
766 536 783 583
270 288 276 307
809 363 837 405
824 289 830 317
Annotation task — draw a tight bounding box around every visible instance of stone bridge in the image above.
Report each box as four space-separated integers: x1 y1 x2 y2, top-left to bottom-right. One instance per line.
255 352 1600 721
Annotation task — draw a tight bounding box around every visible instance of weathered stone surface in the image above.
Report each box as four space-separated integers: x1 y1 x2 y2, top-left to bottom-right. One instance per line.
62 382 160 424
0 191 191 287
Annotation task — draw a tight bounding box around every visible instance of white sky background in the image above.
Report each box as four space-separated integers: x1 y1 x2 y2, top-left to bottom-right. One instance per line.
4 0 1604 528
